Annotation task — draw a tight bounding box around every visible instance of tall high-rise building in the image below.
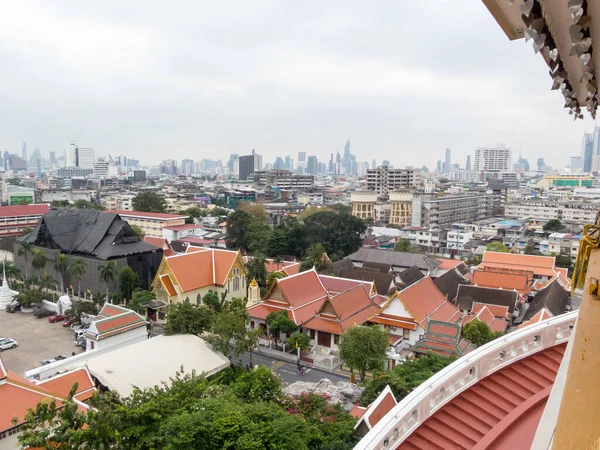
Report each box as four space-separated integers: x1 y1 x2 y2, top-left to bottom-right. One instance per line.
65 142 94 169
372 159 376 170
181 159 194 175
444 148 451 174
307 156 318 175
437 160 442 173
328 153 334 174
582 131 594 172
466 155 471 171
22 142 27 161
227 154 239 173
239 149 262 181
285 155 292 171
298 152 306 163
473 145 512 173
273 157 286 170
3 151 11 171
49 151 56 166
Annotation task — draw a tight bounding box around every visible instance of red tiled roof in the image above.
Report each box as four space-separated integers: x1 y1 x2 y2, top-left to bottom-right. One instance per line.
368 314 417 331
292 298 328 325
436 259 466 270
472 302 510 318
319 275 373 295
247 302 291 320
110 210 186 220
164 248 239 292
282 263 301 276
144 236 168 249
160 274 177 296
350 405 368 419
163 224 202 230
463 305 509 333
275 269 328 308
95 312 146 334
396 277 461 327
479 251 557 277
372 295 389 307
473 270 531 294
518 309 553 330
98 304 130 318
0 204 49 218
38 368 96 401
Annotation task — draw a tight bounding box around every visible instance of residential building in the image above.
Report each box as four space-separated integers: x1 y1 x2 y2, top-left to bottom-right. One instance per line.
536 173 593 190
446 223 474 251
0 204 49 237
477 251 566 282
306 156 318 175
351 191 377 220
366 167 420 194
374 204 391 224
152 247 248 308
65 142 95 169
297 192 323 205
161 223 204 242
473 144 511 174
388 192 413 227
109 210 187 237
505 199 598 224
238 149 262 181
418 193 498 230
253 170 314 190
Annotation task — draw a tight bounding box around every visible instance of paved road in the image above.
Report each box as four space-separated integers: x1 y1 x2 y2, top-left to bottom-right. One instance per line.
237 351 349 384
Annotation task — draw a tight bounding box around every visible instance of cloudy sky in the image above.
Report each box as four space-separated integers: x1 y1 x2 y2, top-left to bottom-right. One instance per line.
0 1 594 169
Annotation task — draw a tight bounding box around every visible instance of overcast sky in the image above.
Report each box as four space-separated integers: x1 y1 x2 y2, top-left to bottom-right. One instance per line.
0 1 594 169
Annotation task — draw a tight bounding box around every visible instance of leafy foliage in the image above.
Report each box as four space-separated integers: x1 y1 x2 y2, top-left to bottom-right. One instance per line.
202 289 221 311
131 224 145 240
246 254 268 289
266 270 286 288
15 289 44 308
98 260 117 302
32 248 47 277
53 253 70 292
67 301 99 324
285 332 311 351
394 238 420 253
204 309 247 358
462 319 503 347
73 199 104 210
70 257 87 295
132 191 167 213
266 311 298 344
226 210 253 250
129 289 156 314
360 353 455 404
119 266 142 302
543 219 564 232
299 243 333 274
339 325 389 381
303 211 366 257
164 302 214 336
485 241 508 253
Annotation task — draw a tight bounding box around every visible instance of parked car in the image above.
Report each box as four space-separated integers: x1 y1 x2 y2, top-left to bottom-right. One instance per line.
55 353 74 360
74 329 87 339
48 314 66 323
40 359 57 366
5 302 21 313
33 308 56 318
74 338 86 349
62 318 77 327
0 338 18 351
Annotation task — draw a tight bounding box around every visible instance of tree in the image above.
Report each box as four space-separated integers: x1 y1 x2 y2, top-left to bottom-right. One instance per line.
130 289 156 314
73 199 104 210
286 332 311 351
15 289 44 308
225 210 253 250
32 249 47 278
239 202 267 222
51 199 71 207
267 271 286 288
53 253 70 292
209 207 229 217
132 191 167 213
205 309 247 358
118 266 141 302
20 226 34 236
339 325 389 382
555 254 573 271
266 311 298 345
164 302 214 336
543 219 564 232
299 243 333 274
18 241 34 279
4 262 20 282
131 224 145 240
67 300 99 324
237 328 263 367
268 216 308 258
70 257 87 296
202 289 221 311
231 365 283 403
485 241 508 253
523 243 536 255
246 221 272 254
394 238 420 253
246 254 268 288
304 210 366 256
98 261 117 303
462 319 503 347
360 353 455 404
38 272 55 297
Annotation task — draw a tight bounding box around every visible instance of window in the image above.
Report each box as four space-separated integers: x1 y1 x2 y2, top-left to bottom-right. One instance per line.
250 320 255 329
309 329 316 339
233 277 239 291
403 329 410 339
334 335 340 345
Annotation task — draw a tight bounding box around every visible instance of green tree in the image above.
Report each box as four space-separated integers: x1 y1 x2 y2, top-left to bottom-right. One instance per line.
18 241 34 279
394 238 420 253
266 270 286 288
543 219 564 232
31 249 47 278
73 199 104 210
38 272 55 297
485 241 508 253
462 319 503 347
266 311 298 346
132 191 167 213
239 202 267 222
246 221 272 254
236 328 263 367
268 216 308 258
524 243 536 255
225 209 253 250
209 207 229 217
299 243 333 274
118 266 142 302
67 300 99 324
20 226 34 236
130 289 156 314
360 353 455 404
246 254 268 288
202 289 221 311
53 253 70 292
50 199 71 207
205 309 247 358
131 224 145 240
339 325 389 382
98 261 117 303
231 365 283 403
304 210 366 256
4 262 20 282
70 257 87 296
164 302 214 336
286 332 311 351
15 289 44 308
555 254 573 272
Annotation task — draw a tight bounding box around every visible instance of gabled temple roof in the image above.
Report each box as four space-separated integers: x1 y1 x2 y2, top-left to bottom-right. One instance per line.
523 279 570 322
411 320 475 357
433 267 470 301
456 284 519 314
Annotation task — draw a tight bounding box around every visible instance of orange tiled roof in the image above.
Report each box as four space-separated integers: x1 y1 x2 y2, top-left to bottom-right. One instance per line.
435 259 465 270
472 270 531 295
144 236 168 249
160 274 177 296
396 277 461 328
246 302 291 320
274 269 328 308
472 302 510 318
98 304 130 318
463 305 508 333
368 314 417 331
38 368 96 401
517 309 553 330
479 251 557 277
282 263 301 276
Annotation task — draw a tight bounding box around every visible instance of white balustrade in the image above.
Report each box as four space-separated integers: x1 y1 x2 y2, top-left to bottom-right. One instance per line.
354 311 577 450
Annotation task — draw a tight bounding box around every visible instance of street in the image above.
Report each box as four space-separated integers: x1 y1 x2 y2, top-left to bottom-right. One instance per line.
237 351 349 384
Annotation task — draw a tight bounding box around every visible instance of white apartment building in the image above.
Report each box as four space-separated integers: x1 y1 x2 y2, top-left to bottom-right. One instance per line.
473 145 511 173
446 224 474 251
65 142 95 169
366 167 420 194
297 192 324 205
401 227 443 249
505 199 598 224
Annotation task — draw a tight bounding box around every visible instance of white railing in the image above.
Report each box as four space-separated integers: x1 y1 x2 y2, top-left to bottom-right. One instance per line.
354 311 577 450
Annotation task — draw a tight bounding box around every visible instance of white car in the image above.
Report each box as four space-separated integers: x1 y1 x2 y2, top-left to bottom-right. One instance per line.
40 359 57 366
0 338 18 351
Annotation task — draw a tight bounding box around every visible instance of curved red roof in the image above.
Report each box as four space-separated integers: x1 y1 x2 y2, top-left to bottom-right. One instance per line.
396 343 566 449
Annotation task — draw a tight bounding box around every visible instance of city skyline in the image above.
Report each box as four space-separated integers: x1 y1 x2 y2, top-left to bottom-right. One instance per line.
0 1 593 168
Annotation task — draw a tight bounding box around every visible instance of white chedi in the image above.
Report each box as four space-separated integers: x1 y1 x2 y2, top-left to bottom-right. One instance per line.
0 261 18 310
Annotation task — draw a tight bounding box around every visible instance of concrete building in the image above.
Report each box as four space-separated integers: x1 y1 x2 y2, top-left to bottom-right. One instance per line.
473 145 511 175
389 192 413 227
536 174 593 190
351 191 377 220
505 199 598 224
418 193 498 230
446 224 475 251
366 167 420 194
109 210 187 237
253 170 314 190
0 204 49 238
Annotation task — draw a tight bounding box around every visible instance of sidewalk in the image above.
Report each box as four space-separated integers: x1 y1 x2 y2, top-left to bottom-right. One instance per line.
255 346 349 380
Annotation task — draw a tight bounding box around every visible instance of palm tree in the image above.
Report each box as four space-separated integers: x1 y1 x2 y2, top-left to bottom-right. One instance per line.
32 249 47 279
53 253 70 292
18 242 34 279
38 272 55 297
4 262 20 282
98 261 117 303
71 258 87 297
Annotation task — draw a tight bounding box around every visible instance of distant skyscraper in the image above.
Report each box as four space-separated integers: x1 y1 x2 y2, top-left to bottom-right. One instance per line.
382 160 390 167
181 159 194 175
227 154 239 173
285 155 292 170
342 140 352 174
273 157 285 170
437 160 442 173
22 142 27 161
49 151 56 166
328 153 334 174
239 150 262 181
444 148 451 174
465 155 471 171
307 156 318 175
473 145 511 173
3 151 11 171
298 152 306 163
65 142 94 168
582 131 594 172
371 159 376 170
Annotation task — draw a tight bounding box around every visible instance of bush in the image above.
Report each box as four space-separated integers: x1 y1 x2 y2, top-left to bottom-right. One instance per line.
16 289 44 308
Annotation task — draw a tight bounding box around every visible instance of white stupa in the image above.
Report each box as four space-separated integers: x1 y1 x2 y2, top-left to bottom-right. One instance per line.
0 260 18 310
